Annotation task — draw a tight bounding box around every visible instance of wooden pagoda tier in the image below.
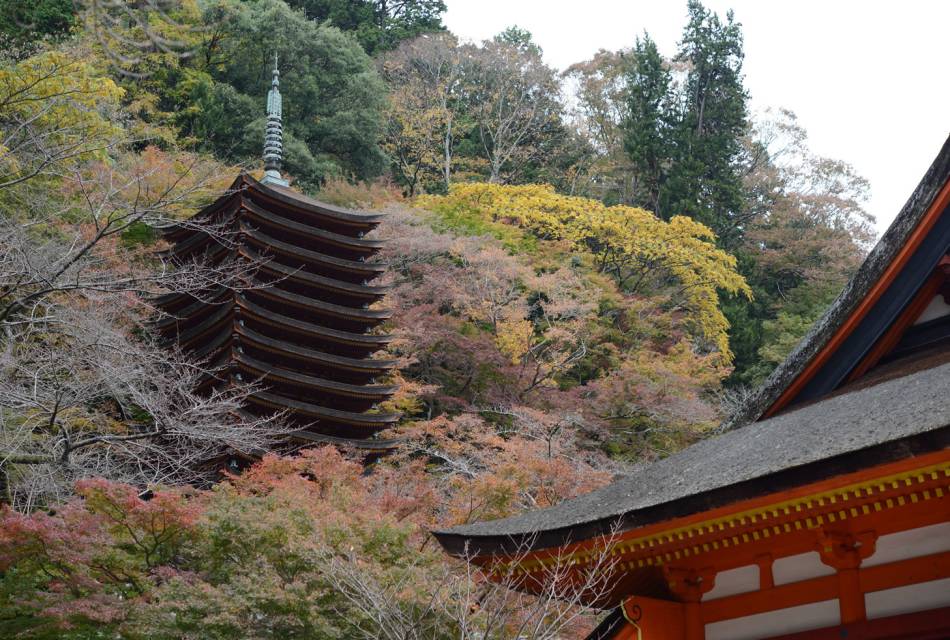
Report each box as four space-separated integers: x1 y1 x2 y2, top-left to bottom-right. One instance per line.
156 173 399 444
434 135 950 639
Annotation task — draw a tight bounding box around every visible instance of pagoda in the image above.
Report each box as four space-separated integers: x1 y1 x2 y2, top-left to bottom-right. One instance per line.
154 59 399 449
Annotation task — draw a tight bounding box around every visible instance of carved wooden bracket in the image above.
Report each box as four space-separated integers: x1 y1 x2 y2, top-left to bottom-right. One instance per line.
816 530 878 570
662 566 717 602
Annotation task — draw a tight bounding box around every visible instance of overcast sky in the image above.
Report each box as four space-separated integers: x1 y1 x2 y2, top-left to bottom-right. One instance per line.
443 0 950 233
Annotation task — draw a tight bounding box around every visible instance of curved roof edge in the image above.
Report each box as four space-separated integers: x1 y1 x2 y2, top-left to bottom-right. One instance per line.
433 359 950 557
722 134 950 430
290 430 405 451
240 173 387 225
247 390 400 427
237 296 392 347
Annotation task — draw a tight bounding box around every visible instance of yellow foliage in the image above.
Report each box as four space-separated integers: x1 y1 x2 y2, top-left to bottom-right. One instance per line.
420 183 751 360
0 51 124 186
494 318 534 364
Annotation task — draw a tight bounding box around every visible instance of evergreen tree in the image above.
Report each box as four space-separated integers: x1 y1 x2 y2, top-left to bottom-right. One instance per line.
622 33 671 213
283 0 446 55
0 0 75 54
660 0 748 247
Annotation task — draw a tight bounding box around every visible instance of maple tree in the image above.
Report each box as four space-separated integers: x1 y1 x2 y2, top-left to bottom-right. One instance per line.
0 444 613 639
419 183 751 359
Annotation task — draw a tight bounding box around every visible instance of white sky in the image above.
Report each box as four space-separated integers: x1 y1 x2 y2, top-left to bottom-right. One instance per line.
444 0 950 233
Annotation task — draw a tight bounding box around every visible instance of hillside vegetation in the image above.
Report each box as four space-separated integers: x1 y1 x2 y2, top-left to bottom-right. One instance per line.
0 1 874 638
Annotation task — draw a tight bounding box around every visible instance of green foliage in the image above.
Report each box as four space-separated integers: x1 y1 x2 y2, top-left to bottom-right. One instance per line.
661 0 748 245
106 0 387 190
207 0 386 185
0 0 76 53
621 1 748 246
120 222 158 247
623 33 670 212
283 0 447 55
420 183 751 359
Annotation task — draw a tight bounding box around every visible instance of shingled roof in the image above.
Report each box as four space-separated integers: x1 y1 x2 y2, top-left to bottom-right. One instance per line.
434 354 950 556
722 133 950 429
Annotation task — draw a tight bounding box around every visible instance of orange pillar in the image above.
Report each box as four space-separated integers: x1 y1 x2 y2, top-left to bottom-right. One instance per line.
663 567 715 640
622 596 686 640
838 567 865 623
816 530 877 626
685 601 703 640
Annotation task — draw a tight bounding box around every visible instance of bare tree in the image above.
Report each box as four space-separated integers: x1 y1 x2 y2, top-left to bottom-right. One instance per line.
0 42 287 509
462 35 563 184
380 33 465 191
0 303 285 509
323 527 622 640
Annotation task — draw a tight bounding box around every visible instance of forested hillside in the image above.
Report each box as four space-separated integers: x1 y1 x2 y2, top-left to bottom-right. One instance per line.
0 1 875 638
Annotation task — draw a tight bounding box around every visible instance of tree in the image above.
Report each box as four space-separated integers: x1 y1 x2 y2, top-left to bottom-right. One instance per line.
461 30 564 183
195 0 387 187
283 0 447 55
379 33 463 194
725 109 874 386
0 305 282 509
420 183 751 360
106 0 388 190
622 34 671 212
0 47 284 507
563 50 635 204
0 0 76 54
660 0 748 245
0 446 615 639
0 50 122 192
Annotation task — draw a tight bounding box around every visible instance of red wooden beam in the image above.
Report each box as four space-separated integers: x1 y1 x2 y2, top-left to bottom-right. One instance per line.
702 549 950 624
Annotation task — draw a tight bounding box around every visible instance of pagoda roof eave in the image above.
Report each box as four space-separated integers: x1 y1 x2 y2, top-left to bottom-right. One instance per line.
248 284 392 322
240 198 384 251
151 287 230 328
235 352 398 398
235 324 397 372
289 430 405 451
433 357 950 558
246 390 400 427
241 247 389 298
163 197 384 260
236 296 392 347
160 188 242 242
173 304 233 348
162 172 387 241
240 173 387 226
241 225 387 275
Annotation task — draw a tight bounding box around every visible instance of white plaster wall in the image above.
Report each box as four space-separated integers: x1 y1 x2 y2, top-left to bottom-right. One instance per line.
865 577 950 620
914 294 950 324
863 522 950 567
772 551 835 585
703 564 760 601
704 599 840 640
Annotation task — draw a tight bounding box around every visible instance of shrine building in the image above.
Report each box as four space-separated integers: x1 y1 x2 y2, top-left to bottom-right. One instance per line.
154 59 399 452
434 135 950 639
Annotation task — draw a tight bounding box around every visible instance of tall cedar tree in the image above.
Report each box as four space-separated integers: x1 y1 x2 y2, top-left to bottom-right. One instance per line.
660 1 748 247
623 34 671 213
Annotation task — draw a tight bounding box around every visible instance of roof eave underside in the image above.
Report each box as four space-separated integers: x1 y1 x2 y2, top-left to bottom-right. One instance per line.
433 359 950 557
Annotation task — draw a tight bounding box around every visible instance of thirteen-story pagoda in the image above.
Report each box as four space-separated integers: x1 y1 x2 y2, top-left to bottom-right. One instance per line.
155 58 399 449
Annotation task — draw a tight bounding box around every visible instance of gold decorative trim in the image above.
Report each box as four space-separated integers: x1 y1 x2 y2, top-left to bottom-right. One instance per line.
508 460 950 575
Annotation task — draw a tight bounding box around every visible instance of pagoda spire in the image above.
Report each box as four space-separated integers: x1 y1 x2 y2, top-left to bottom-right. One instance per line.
262 53 288 187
